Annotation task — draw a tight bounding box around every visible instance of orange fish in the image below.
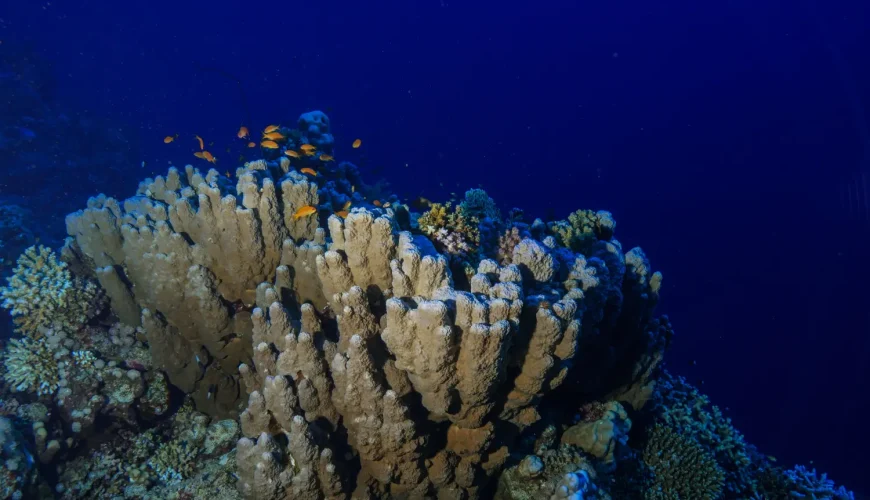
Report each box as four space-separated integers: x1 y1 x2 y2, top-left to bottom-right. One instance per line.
261 140 280 149
293 205 317 220
342 200 352 210
284 150 300 158
247 142 256 148
335 210 349 218
195 135 204 150
300 168 318 176
203 151 217 163
238 126 249 139
263 132 284 141
262 131 285 141
264 125 280 134
225 170 231 178
300 144 316 152
352 138 362 149
303 149 316 157
194 152 206 159
163 134 178 144
373 200 382 207
319 154 335 162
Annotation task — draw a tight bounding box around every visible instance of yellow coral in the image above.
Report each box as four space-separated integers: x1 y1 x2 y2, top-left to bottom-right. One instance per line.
550 209 615 252
417 203 449 235
0 245 104 337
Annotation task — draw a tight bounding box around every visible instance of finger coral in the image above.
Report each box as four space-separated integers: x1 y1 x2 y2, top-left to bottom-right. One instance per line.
0 245 104 337
59 111 674 498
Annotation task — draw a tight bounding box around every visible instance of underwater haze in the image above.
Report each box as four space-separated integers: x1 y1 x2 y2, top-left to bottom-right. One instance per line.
0 0 868 498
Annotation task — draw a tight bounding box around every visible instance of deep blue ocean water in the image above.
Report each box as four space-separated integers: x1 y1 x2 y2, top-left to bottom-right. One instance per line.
1 0 868 495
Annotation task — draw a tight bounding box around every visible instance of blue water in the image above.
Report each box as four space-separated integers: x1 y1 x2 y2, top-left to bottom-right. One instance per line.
2 0 868 495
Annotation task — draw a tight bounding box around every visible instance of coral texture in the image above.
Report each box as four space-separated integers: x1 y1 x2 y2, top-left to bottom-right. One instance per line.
641 423 724 500
1 245 104 337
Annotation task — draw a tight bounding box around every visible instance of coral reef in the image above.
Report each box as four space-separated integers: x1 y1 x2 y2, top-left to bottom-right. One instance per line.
54 401 240 499
0 110 854 499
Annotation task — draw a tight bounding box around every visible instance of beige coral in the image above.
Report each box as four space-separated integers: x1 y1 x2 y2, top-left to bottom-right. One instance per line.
1 245 104 337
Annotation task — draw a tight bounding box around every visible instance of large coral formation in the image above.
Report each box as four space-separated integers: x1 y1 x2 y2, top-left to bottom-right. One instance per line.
0 110 854 499
57 111 667 498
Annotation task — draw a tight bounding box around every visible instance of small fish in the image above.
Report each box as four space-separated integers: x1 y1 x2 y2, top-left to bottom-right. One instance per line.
319 154 335 162
237 126 249 139
261 140 280 149
262 131 285 140
383 202 391 208
303 149 317 157
373 199 382 207
335 210 349 218
342 200 352 210
352 138 362 148
238 154 246 162
195 135 204 150
351 185 356 193
203 151 217 163
293 205 317 220
767 456 777 463
285 150 301 158
247 142 256 148
300 144 316 152
264 124 280 134
163 134 178 144
225 170 231 178
300 167 318 176
194 152 206 159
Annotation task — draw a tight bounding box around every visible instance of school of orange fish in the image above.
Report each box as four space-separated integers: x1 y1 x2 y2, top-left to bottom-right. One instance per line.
164 125 366 220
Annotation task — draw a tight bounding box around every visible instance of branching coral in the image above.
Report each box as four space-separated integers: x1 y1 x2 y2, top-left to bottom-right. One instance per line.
549 209 616 254
652 370 757 497
460 188 501 222
641 423 725 500
496 227 523 265
0 245 104 337
2 337 61 396
418 202 481 258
